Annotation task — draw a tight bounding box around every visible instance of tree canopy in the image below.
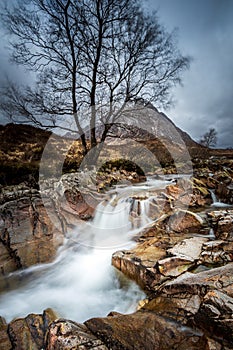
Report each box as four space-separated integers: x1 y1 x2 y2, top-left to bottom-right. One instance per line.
0 0 190 153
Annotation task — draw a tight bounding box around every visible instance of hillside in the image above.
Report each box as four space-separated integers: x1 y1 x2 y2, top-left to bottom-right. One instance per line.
0 112 232 185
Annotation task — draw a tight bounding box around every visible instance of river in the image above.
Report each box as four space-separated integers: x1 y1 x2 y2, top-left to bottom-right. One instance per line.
0 177 174 323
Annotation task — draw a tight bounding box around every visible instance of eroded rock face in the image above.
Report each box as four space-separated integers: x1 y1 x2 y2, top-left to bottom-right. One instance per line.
0 185 64 275
85 311 209 350
112 215 212 292
195 290 233 343
0 173 98 275
0 158 233 348
0 317 11 350
46 319 108 350
0 308 58 350
207 209 233 240
142 264 233 348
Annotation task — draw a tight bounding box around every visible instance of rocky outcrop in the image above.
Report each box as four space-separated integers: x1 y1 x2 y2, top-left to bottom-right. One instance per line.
111 205 233 348
0 309 212 350
207 209 233 240
193 157 233 204
0 308 58 350
0 184 64 275
0 154 233 348
46 319 108 350
85 311 209 350
112 209 211 291
142 264 233 348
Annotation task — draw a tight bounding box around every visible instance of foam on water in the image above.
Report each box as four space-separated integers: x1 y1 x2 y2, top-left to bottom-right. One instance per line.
0 178 173 323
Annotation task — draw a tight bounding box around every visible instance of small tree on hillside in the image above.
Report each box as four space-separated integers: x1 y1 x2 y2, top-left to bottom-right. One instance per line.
199 128 218 148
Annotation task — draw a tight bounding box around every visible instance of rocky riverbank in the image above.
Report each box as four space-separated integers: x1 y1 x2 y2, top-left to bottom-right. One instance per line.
0 156 233 349
0 167 147 276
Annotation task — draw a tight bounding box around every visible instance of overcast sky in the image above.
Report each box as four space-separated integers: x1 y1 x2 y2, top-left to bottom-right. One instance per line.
0 0 232 148
148 0 233 148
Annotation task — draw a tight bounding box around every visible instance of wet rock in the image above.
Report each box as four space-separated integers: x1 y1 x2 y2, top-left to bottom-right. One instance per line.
112 232 210 291
64 190 94 220
207 209 233 240
156 209 205 234
163 179 211 208
0 173 100 275
85 311 209 350
8 308 58 350
46 319 108 350
216 182 233 204
112 249 162 291
158 256 194 277
143 294 202 325
194 290 233 345
0 190 64 275
142 265 233 348
0 317 11 350
160 263 233 297
200 240 232 265
168 236 208 260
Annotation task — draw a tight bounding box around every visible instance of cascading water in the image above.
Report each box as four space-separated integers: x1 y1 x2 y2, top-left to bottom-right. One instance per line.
0 178 170 323
210 189 232 208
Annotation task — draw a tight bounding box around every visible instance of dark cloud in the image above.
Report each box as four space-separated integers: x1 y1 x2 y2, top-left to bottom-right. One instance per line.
149 0 233 148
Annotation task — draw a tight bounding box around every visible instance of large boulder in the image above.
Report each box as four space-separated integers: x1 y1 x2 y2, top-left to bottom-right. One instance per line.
0 317 11 350
46 319 108 350
0 185 64 275
85 311 209 350
207 209 233 240
2 308 57 350
143 264 233 348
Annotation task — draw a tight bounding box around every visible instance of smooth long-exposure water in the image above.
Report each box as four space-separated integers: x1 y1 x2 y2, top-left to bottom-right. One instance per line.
0 178 171 323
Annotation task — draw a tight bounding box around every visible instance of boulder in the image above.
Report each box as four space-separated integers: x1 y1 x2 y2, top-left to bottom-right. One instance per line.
160 263 233 297
207 209 233 240
156 209 206 234
195 290 233 344
85 311 209 350
0 187 64 275
7 308 58 350
46 319 108 350
0 317 11 350
112 234 210 291
112 249 161 291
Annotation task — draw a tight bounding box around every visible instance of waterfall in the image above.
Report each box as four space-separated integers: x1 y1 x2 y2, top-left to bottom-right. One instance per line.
0 178 169 323
210 189 232 208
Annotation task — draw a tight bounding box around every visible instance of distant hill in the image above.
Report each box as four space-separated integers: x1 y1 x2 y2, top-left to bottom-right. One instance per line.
0 108 232 185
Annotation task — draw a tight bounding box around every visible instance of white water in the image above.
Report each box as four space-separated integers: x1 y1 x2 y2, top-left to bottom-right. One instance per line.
0 178 170 323
210 189 232 208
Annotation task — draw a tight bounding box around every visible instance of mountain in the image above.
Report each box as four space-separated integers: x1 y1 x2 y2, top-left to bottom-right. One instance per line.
0 108 231 185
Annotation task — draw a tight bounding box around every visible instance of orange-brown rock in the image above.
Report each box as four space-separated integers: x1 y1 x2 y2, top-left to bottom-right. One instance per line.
85 311 209 350
46 319 108 350
207 209 233 240
0 317 11 350
0 187 64 275
7 308 57 350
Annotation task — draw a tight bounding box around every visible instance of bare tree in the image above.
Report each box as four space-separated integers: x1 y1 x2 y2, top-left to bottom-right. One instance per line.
199 128 218 148
0 0 190 154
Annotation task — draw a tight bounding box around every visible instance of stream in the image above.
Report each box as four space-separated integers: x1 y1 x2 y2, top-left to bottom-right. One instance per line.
0 177 173 323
